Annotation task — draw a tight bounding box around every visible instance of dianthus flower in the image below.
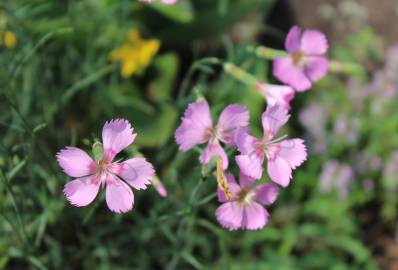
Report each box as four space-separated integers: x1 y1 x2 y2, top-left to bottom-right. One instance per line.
57 119 155 213
256 83 295 110
273 26 329 91
175 101 249 169
235 105 307 186
140 0 177 4
216 173 278 230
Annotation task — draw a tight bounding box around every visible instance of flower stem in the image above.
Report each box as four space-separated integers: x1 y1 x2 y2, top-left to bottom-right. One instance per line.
178 57 222 101
247 45 287 59
222 62 259 87
0 171 30 252
329 60 365 76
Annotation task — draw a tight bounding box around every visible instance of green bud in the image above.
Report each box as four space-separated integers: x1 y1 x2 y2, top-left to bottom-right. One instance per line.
92 141 104 161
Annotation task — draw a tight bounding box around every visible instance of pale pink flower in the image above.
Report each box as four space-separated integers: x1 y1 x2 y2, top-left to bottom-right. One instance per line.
273 26 329 92
319 160 353 199
57 119 155 213
216 173 278 230
140 0 177 4
256 82 295 110
235 105 307 186
175 101 249 169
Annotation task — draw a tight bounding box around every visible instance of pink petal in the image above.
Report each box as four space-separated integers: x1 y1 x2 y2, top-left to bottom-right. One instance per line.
257 83 295 110
105 176 134 213
261 105 290 138
63 176 100 207
267 156 292 187
235 129 257 155
115 158 155 190
285 26 302 53
56 147 96 178
162 0 177 3
215 201 244 231
217 173 240 202
235 154 264 180
255 183 279 205
239 173 256 188
300 29 328 55
102 119 137 162
277 139 307 169
241 202 269 230
175 101 212 151
273 57 312 91
217 104 249 146
199 140 229 169
304 56 329 82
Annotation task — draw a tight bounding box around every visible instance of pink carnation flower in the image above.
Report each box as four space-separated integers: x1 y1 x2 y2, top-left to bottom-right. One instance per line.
57 119 155 213
256 82 295 110
175 101 249 169
235 105 307 187
273 26 329 92
140 0 177 4
216 173 278 230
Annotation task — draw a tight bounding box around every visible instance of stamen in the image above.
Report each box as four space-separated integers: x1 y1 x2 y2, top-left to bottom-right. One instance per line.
267 134 288 145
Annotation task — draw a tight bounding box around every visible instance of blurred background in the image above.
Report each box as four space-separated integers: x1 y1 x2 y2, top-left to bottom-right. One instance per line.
1 0 398 269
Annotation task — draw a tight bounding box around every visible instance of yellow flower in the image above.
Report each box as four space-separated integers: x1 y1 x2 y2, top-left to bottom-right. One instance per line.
4 31 17 48
0 31 17 48
109 29 160 78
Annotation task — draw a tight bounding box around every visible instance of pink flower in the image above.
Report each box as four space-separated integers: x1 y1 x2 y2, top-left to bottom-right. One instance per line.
235 105 307 186
256 82 295 110
273 26 329 92
57 119 155 213
216 173 278 230
140 0 177 4
175 101 249 169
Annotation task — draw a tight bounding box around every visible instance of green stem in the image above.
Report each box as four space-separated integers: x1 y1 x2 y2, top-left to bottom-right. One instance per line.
222 62 260 87
0 171 30 252
178 57 222 101
247 45 287 59
9 27 73 84
329 60 365 76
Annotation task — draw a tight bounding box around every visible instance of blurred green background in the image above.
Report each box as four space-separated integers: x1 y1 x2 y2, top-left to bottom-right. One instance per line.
1 0 398 269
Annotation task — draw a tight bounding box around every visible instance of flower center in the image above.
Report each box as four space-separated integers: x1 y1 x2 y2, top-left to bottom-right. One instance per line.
292 51 305 66
237 187 255 204
207 125 226 144
98 159 107 173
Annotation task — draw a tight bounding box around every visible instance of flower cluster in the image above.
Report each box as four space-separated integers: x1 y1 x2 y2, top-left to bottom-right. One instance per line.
57 25 327 229
174 25 329 230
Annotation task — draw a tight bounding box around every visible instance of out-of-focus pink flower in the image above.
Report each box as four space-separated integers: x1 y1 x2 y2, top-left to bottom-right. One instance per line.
299 103 328 153
216 173 278 230
175 101 249 169
57 119 155 213
383 151 398 191
273 26 329 92
235 105 307 186
319 160 353 198
140 0 177 4
256 83 295 110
